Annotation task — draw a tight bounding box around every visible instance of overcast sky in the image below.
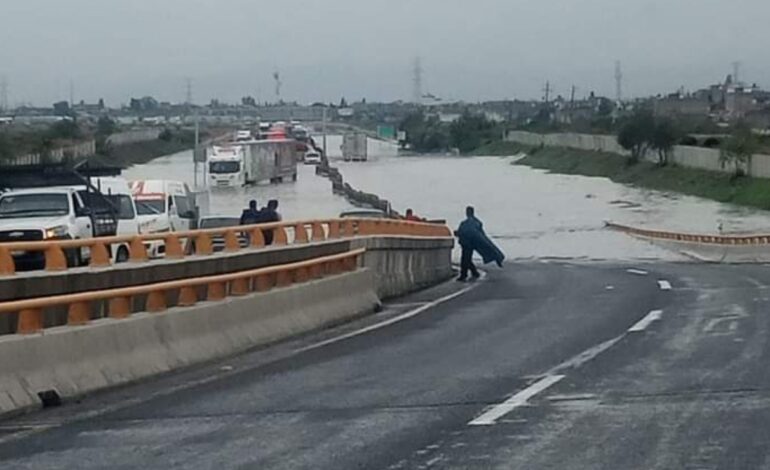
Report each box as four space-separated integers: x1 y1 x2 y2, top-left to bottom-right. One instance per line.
1 0 768 106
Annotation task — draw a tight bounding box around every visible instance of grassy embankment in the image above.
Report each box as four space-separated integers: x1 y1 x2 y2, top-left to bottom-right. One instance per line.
101 130 196 168
508 143 770 211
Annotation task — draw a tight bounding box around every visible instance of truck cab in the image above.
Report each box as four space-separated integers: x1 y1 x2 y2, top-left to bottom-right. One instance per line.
130 180 198 258
207 145 245 188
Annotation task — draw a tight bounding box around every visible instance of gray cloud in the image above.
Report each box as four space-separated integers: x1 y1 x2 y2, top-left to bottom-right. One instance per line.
1 0 767 106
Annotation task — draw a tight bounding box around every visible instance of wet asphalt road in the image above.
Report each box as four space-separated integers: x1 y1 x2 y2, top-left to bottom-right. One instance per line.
2 261 770 469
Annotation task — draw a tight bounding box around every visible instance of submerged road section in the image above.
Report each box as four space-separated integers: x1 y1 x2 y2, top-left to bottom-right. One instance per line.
3 261 770 468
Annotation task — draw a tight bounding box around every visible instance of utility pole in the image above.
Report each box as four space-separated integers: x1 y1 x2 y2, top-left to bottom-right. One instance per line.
69 80 75 107
570 85 576 108
543 81 552 104
615 61 623 103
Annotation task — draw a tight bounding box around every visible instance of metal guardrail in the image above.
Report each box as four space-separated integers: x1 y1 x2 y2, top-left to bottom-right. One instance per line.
0 218 452 276
0 248 365 335
607 221 770 245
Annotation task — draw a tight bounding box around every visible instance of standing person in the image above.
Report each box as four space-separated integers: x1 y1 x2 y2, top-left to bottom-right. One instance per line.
455 206 482 281
240 199 260 225
261 199 282 245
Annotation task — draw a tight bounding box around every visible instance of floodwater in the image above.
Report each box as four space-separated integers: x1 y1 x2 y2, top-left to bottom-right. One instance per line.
336 155 770 261
123 150 355 220
124 151 770 261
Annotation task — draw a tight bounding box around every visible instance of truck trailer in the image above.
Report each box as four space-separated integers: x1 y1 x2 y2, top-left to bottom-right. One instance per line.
241 139 298 185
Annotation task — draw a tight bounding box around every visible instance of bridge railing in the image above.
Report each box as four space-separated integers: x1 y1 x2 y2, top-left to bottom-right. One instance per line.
0 218 452 276
0 248 365 335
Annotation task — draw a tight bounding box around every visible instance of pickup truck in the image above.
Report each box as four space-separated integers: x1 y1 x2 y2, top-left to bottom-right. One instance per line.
0 187 111 269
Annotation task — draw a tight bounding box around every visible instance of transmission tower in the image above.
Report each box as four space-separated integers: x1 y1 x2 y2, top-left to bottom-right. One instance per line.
273 71 282 101
732 61 742 84
412 57 423 105
615 61 623 103
185 78 193 105
0 76 8 113
543 81 552 104
69 80 75 107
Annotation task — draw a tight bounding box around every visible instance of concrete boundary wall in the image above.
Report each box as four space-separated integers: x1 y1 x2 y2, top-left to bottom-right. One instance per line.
355 237 454 299
506 130 770 178
0 269 379 416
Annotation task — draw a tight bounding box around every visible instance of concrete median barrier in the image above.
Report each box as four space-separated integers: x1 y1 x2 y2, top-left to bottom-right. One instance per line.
0 269 379 416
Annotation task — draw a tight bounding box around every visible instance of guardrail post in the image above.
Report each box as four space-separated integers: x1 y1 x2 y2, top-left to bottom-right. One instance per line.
309 262 323 279
89 242 111 267
231 277 250 296
44 245 68 271
178 286 198 306
129 236 148 262
328 221 341 239
207 281 226 301
294 267 309 283
67 301 91 326
311 223 325 242
146 291 167 312
224 230 241 252
109 297 131 319
275 270 292 287
0 246 15 276
273 227 288 246
343 254 357 271
17 308 43 334
195 233 214 256
294 223 309 244
255 274 273 292
165 234 185 259
343 220 356 237
249 228 265 248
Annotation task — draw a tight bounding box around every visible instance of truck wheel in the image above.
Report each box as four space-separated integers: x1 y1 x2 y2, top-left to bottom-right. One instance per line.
116 246 129 263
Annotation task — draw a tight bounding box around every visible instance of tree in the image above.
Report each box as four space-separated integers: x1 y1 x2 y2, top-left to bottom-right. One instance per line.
650 118 678 166
398 111 449 153
449 112 500 154
720 122 759 177
48 119 81 140
617 111 655 163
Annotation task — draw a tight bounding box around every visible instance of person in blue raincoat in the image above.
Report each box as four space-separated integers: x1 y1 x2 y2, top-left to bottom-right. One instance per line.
454 206 504 281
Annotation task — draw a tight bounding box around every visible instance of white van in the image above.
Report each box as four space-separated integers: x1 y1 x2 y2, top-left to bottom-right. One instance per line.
130 180 198 258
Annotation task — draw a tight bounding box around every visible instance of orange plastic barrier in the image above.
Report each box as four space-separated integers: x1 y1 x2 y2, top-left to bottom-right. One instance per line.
0 218 452 276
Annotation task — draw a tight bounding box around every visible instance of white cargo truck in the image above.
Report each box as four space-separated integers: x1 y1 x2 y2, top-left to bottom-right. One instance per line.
241 139 298 185
342 133 368 162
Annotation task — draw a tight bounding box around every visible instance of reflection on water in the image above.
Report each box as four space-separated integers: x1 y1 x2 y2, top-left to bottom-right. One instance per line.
336 156 770 261
123 151 770 261
123 150 355 220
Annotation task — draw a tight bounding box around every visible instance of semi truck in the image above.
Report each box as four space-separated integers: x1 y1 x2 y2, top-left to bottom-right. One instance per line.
241 139 298 184
342 133 368 162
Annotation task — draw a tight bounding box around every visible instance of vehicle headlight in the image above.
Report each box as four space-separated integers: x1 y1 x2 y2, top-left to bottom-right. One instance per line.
44 225 69 239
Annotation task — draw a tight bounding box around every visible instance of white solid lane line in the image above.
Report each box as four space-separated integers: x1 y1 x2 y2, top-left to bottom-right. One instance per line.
658 280 672 290
626 269 649 276
296 277 483 354
628 310 663 332
468 375 566 426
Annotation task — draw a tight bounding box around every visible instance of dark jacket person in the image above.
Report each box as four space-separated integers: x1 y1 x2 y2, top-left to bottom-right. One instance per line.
455 206 482 281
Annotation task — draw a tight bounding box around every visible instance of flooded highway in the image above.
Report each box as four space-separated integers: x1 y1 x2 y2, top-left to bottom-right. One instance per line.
335 155 770 261
123 150 770 261
123 149 356 220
